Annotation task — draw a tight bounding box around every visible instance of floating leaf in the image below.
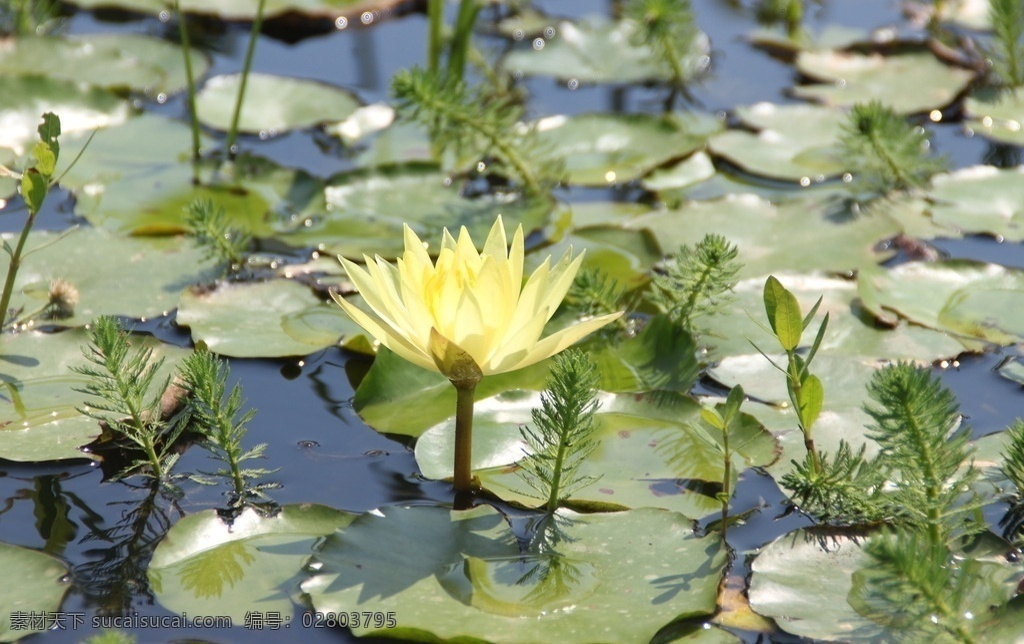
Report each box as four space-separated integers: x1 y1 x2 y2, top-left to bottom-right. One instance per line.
303 505 727 643
177 280 361 358
0 76 130 154
0 542 70 642
149 504 353 623
0 329 190 462
532 112 723 186
196 73 361 134
964 87 1024 146
708 103 846 182
624 194 900 279
858 260 1024 346
927 165 1024 241
999 357 1024 386
0 34 210 97
792 50 975 114
503 16 710 84
59 0 382 20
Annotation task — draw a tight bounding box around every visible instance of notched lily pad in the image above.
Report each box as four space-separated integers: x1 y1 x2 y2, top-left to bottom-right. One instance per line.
927 165 1024 241
708 103 846 182
196 73 361 134
858 260 1024 346
792 49 975 114
177 279 360 358
149 504 353 622
303 505 727 643
0 329 190 462
0 542 70 642
532 112 723 186
503 15 710 84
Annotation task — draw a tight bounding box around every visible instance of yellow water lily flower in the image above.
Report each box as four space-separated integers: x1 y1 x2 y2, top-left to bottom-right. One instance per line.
332 216 621 382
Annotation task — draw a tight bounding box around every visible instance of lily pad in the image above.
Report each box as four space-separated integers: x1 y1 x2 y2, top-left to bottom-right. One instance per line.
532 112 723 186
624 194 900 279
792 50 975 114
964 87 1024 146
998 357 1024 387
927 165 1024 241
858 260 1024 346
503 15 710 84
149 504 353 623
0 34 210 97
283 164 555 258
708 103 846 182
177 279 360 358
0 542 70 642
60 0 386 21
303 505 727 643
57 115 279 235
0 328 190 462
641 150 717 192
708 273 967 362
196 73 361 134
1 227 219 327
0 76 130 155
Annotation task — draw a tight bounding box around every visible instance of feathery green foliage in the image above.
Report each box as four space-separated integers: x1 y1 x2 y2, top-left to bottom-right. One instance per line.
178 347 277 508
185 199 252 274
624 0 700 89
848 529 985 643
755 0 805 37
864 363 982 544
566 268 628 333
0 0 62 36
74 316 186 484
517 349 602 512
988 0 1024 87
839 101 947 196
649 233 740 342
1001 418 1024 495
782 440 896 526
392 67 562 196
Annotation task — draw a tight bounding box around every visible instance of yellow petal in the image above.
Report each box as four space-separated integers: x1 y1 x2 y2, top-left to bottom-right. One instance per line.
499 311 623 373
330 291 437 372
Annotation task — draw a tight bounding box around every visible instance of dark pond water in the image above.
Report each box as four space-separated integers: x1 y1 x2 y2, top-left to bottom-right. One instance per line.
2 0 1024 642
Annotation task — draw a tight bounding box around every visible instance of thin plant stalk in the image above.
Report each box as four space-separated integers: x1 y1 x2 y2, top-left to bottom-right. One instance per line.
427 0 444 75
447 0 481 84
0 207 39 331
226 0 266 161
174 0 202 184
453 383 476 493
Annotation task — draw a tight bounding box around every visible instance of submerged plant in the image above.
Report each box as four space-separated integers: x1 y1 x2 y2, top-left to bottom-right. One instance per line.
565 268 629 334
839 101 947 197
624 0 701 95
332 216 621 493
392 67 563 196
648 233 740 344
695 385 745 539
517 349 602 513
185 199 252 275
74 316 187 485
988 0 1024 87
178 347 277 509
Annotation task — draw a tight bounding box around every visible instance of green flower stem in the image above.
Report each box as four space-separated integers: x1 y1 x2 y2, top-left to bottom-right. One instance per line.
453 382 477 493
427 0 443 75
787 349 821 475
0 208 38 331
175 0 202 183
226 0 266 161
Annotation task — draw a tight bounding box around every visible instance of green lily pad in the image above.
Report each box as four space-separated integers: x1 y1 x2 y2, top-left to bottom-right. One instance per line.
708 103 846 182
0 328 190 462
641 151 717 192
196 73 361 134
303 505 727 643
0 76 130 154
624 194 900 279
0 34 210 97
749 24 871 54
1 227 219 328
503 15 710 84
708 273 966 362
964 87 1024 146
532 112 723 186
0 542 71 642
60 0 382 20
858 260 1024 346
149 504 353 623
792 50 975 114
927 166 1024 241
931 0 991 29
283 164 555 258
531 224 662 290
177 279 360 358
57 115 279 235
998 357 1024 386
748 530 889 640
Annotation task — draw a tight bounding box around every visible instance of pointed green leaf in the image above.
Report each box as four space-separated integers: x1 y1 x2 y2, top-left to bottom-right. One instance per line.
30 141 56 178
797 373 824 430
19 168 47 214
763 276 803 351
